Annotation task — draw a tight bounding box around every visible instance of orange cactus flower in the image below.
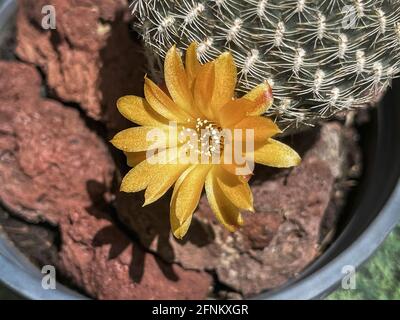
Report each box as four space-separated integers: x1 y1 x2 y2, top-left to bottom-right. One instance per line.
111 43 301 239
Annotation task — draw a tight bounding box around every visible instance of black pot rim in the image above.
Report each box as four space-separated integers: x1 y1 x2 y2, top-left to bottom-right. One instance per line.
0 0 399 300
257 173 400 299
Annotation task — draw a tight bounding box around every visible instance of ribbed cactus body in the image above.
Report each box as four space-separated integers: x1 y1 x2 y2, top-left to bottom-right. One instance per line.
131 0 400 130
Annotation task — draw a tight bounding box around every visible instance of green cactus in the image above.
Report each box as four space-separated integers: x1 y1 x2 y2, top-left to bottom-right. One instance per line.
130 0 400 131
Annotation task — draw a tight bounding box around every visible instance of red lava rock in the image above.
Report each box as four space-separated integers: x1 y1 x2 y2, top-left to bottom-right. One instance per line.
115 122 361 296
206 158 333 295
116 191 220 271
0 61 114 225
0 61 212 300
59 208 212 300
16 0 146 133
0 61 42 100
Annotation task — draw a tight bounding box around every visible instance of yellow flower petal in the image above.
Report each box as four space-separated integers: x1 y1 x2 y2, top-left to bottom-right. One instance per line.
243 81 274 115
185 43 201 89
221 161 254 178
219 139 256 175
170 209 193 240
120 147 182 193
170 165 211 227
194 62 215 119
125 151 147 167
205 169 244 232
215 168 254 212
111 126 173 152
144 77 190 123
252 138 301 168
144 163 190 206
117 95 167 126
221 163 240 176
165 45 199 118
210 52 237 112
218 98 258 128
120 161 153 193
125 148 186 167
234 116 281 143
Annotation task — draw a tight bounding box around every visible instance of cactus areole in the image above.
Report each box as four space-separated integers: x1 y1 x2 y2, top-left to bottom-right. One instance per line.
131 0 400 131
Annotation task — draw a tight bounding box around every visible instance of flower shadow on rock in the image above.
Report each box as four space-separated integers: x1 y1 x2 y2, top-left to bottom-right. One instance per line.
95 13 217 257
90 10 172 283
98 10 147 136
115 191 216 265
85 180 179 283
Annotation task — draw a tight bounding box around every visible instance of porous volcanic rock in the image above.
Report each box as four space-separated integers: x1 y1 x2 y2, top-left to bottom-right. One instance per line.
0 61 42 100
16 0 145 133
115 122 361 296
58 208 212 300
0 61 212 300
0 61 115 224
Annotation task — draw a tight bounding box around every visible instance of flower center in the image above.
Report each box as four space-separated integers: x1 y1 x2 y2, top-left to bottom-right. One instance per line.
180 118 224 157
